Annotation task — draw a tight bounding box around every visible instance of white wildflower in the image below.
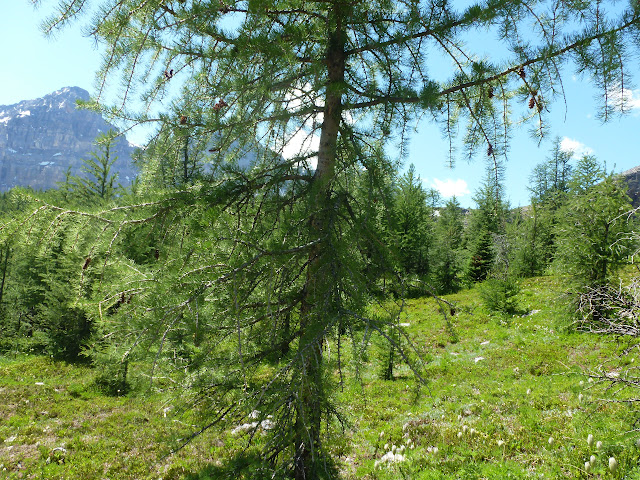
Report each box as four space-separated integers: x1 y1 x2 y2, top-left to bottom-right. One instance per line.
260 419 274 430
548 436 554 446
590 455 596 465
596 440 603 450
231 422 259 435
584 461 591 473
376 450 406 467
526 389 531 395
609 457 618 473
457 432 463 438
587 434 594 447
578 393 584 402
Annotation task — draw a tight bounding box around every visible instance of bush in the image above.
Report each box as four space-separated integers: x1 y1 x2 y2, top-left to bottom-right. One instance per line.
93 360 131 396
479 277 520 316
41 299 93 362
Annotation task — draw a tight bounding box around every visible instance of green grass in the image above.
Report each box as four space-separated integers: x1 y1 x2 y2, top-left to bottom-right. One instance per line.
2 275 640 478
335 276 640 479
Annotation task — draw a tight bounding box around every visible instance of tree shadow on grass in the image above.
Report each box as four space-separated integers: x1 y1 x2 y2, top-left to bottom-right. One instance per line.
175 450 340 480
181 452 272 480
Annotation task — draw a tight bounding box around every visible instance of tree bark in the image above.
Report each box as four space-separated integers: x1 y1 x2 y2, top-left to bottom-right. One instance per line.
0 244 9 307
294 3 347 479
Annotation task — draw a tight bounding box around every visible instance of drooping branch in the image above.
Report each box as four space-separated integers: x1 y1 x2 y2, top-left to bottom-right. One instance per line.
343 14 640 112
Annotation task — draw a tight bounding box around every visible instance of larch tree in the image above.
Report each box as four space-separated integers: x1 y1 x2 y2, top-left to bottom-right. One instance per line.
465 161 509 282
31 0 640 478
71 130 121 202
554 155 633 287
390 164 433 277
528 136 573 204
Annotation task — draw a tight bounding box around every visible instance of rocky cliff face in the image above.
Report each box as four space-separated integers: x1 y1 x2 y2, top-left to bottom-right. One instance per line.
620 165 640 208
0 87 136 192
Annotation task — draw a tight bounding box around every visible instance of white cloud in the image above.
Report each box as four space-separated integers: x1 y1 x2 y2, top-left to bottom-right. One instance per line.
560 137 594 159
280 127 319 170
273 84 323 170
275 82 359 171
428 178 470 198
611 86 640 113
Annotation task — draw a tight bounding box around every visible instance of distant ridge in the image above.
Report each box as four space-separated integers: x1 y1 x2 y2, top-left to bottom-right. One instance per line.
620 165 640 208
0 87 137 192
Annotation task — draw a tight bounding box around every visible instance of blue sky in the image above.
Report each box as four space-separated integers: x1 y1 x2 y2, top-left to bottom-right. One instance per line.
2 2 639 208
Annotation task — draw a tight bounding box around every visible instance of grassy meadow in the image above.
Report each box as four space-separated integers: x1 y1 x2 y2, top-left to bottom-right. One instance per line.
2 274 640 479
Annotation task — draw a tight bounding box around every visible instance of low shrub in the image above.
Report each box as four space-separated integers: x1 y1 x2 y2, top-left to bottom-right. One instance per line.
479 277 520 316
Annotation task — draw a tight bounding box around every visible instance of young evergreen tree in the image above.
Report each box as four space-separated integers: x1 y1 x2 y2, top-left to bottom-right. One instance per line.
554 157 633 286
0 198 99 359
529 137 573 204
34 1 640 477
140 124 205 189
507 205 546 278
352 155 397 296
431 197 465 293
521 138 576 274
70 130 121 203
465 163 509 282
389 165 433 277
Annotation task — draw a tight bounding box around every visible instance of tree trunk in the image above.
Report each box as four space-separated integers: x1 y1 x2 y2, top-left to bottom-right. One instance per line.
183 135 190 184
293 4 347 479
0 244 9 307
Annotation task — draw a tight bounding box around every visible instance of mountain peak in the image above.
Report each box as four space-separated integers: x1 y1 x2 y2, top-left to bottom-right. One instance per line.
48 86 91 101
0 86 90 110
0 87 136 192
